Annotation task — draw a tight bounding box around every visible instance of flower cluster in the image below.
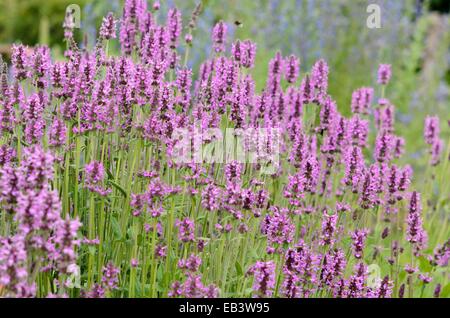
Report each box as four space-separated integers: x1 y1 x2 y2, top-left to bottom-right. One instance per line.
0 1 446 299
0 146 80 297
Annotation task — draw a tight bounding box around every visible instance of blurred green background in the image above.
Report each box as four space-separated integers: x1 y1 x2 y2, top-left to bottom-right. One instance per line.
0 0 449 177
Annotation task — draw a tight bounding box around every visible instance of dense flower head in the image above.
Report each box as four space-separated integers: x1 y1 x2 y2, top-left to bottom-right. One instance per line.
0 145 16 166
375 276 393 298
359 164 382 209
30 46 51 89
182 274 206 298
434 284 441 298
284 172 306 205
320 209 338 246
289 131 307 167
347 262 367 298
406 192 426 245
418 273 432 284
11 44 29 81
319 96 337 132
19 146 54 190
262 206 295 249
152 1 160 10
176 68 192 92
0 165 20 213
280 268 300 298
119 12 137 54
377 64 392 85
374 132 394 163
84 284 105 298
303 154 320 193
248 261 276 297
231 40 243 65
0 96 16 135
342 146 365 192
430 239 449 267
424 116 440 145
285 55 300 83
430 138 443 166
155 244 167 259
49 217 81 274
333 279 348 298
393 136 405 159
351 87 373 115
85 161 105 185
224 160 243 183
201 183 221 212
320 248 347 287
22 93 46 143
102 262 120 290
348 115 369 148
169 273 218 298
300 74 314 104
398 165 413 192
99 12 117 40
178 254 202 272
0 235 29 297
351 229 369 259
212 21 227 53
311 59 329 96
49 117 67 147
175 218 195 243
167 8 182 48
16 189 61 241
378 102 395 133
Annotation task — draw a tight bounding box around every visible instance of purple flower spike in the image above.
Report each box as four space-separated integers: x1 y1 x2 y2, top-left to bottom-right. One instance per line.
167 8 182 48
351 229 369 259
406 192 426 245
285 55 300 84
377 64 392 85
424 116 440 142
320 209 338 246
351 87 374 115
212 21 227 53
85 161 105 185
99 12 117 40
311 59 329 96
201 183 221 212
175 218 195 243
102 262 120 290
248 261 276 298
49 117 67 147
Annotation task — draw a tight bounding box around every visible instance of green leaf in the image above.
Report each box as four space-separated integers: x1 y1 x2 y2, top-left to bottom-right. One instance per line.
235 261 243 276
249 248 259 260
157 266 163 281
244 288 253 295
441 283 450 298
399 270 406 282
106 168 114 179
111 217 122 240
418 256 432 273
108 180 127 197
87 245 96 255
156 283 165 293
127 224 139 239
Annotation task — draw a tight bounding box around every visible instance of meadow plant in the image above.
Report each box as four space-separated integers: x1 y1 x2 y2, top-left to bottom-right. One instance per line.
0 1 448 298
